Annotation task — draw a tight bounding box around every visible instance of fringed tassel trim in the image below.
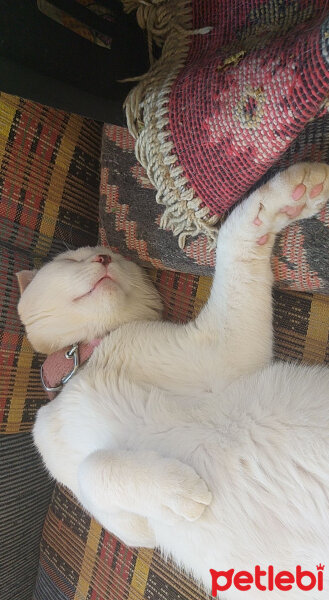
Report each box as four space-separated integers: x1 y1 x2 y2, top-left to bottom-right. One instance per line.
122 0 218 248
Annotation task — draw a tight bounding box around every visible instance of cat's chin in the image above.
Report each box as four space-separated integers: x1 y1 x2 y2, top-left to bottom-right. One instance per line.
74 276 117 302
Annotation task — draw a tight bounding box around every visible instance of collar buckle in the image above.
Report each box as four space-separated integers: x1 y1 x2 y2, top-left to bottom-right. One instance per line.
40 343 80 393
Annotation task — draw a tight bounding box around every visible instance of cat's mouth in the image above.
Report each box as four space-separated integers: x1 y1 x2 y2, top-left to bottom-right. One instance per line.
73 275 114 301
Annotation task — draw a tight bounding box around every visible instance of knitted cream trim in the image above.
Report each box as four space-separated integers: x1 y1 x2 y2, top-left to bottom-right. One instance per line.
122 0 218 249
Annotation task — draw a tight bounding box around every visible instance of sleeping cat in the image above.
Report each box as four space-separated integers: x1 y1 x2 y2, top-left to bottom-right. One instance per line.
17 163 329 599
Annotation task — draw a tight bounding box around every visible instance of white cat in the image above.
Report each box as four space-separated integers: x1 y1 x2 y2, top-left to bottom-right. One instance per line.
17 163 329 599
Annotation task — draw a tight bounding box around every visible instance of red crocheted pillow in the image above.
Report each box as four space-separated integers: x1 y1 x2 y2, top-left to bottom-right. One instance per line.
111 0 329 293
100 122 329 293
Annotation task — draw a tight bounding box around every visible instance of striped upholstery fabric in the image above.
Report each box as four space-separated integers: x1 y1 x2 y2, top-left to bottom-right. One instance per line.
0 92 101 434
1 92 329 600
33 280 329 600
0 92 101 600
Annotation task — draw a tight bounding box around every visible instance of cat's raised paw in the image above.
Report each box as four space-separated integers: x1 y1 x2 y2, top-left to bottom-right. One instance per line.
251 162 329 243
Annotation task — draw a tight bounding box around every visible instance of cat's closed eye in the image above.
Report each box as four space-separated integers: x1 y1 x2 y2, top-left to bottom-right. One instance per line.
62 258 79 263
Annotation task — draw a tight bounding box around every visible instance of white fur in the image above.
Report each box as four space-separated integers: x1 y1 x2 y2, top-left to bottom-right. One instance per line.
18 164 329 599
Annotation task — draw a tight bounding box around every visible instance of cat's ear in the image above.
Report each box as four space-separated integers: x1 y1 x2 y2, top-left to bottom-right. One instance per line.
16 270 38 295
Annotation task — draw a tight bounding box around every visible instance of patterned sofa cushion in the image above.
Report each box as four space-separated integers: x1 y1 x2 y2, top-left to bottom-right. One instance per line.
2 92 329 600
115 0 329 292
100 123 329 292
0 92 101 434
123 0 329 239
0 91 102 600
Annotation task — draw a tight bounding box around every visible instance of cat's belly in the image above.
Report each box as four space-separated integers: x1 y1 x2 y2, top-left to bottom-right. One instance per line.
144 362 329 594
152 516 329 600
33 359 329 592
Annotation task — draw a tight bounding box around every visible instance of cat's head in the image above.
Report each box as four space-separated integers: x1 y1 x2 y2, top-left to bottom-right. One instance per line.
17 246 163 354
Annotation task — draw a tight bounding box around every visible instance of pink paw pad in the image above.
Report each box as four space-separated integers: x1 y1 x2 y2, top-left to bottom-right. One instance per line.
309 183 323 198
292 183 306 201
257 234 269 246
253 216 262 226
280 203 305 218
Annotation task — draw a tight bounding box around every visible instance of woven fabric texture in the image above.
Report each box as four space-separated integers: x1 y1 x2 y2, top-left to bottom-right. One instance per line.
0 92 101 434
100 123 212 274
100 123 329 291
0 433 54 600
33 281 329 600
2 93 328 600
122 0 329 291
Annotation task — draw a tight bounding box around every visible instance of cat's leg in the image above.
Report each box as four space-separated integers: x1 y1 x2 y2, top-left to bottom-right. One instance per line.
35 402 211 546
90 508 156 548
33 400 82 496
34 404 157 547
195 162 329 375
77 449 212 541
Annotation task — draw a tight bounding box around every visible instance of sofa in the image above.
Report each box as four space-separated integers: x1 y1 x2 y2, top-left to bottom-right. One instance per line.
1 88 329 600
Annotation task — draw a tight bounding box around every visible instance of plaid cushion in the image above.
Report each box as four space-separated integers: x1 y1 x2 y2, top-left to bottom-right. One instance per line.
2 93 328 600
33 278 329 600
0 92 101 434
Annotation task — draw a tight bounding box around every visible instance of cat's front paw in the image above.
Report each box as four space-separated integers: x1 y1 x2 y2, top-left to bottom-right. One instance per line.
157 460 212 522
252 162 329 245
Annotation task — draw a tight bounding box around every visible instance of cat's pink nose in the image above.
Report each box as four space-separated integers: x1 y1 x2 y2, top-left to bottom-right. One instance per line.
93 254 111 265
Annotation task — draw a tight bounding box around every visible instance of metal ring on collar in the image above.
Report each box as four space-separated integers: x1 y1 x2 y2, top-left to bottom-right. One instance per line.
40 343 80 393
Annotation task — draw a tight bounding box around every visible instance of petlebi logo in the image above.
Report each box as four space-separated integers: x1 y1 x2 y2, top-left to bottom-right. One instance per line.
210 564 325 595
